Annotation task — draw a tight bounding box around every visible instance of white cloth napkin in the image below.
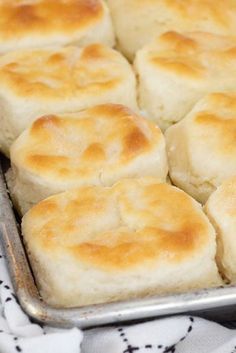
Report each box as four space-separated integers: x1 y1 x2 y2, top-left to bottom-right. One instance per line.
1 241 236 353
0 242 83 353
83 317 236 353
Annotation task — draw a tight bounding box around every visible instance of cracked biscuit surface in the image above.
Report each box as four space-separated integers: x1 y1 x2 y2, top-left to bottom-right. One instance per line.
0 0 114 53
135 31 236 130
165 92 236 203
9 104 167 214
22 178 221 307
107 0 236 60
0 44 137 155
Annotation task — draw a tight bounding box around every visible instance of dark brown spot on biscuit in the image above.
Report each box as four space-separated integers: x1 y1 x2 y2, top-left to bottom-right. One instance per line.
82 143 106 161
123 127 149 158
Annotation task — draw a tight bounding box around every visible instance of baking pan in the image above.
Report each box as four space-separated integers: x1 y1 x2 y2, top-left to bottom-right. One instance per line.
1 157 236 328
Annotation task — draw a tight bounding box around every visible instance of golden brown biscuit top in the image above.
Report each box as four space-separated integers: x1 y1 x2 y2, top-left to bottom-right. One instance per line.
164 0 234 25
0 0 104 38
145 31 236 80
190 93 236 156
23 179 212 271
119 0 236 29
11 104 163 181
0 44 128 98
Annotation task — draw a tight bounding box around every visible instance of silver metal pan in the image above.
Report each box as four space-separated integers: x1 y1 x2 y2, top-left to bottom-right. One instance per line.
1 157 236 328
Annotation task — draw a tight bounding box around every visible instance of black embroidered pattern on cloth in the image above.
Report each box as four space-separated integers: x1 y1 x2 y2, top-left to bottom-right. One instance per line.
0 254 15 307
0 251 24 352
117 317 195 353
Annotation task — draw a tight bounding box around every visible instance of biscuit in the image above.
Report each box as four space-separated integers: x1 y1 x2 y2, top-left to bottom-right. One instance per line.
135 31 236 130
0 44 137 155
165 93 236 203
9 104 168 214
205 177 236 283
107 0 236 60
22 178 221 308
0 0 114 53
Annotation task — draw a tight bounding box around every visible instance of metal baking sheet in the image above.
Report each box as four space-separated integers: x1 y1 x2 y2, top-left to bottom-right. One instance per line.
1 157 236 328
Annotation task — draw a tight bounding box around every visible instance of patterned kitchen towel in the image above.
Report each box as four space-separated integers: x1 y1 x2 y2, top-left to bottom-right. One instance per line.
82 316 236 353
0 242 83 353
